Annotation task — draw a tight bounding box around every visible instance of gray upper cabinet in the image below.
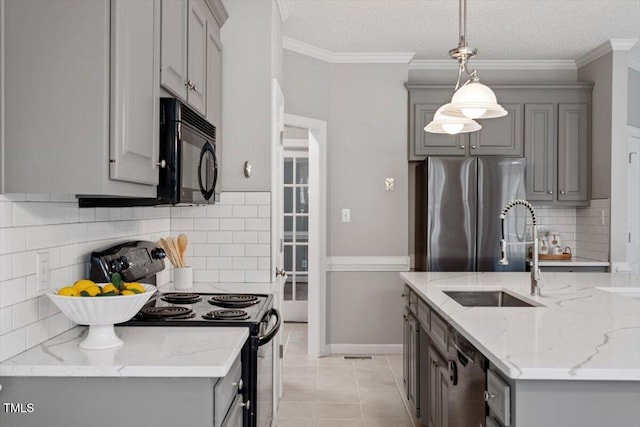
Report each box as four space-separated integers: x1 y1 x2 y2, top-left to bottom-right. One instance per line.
407 83 593 206
413 103 467 157
110 0 160 186
160 0 189 100
206 14 223 128
160 0 226 119
557 103 589 202
525 104 556 201
470 103 523 156
1 0 160 197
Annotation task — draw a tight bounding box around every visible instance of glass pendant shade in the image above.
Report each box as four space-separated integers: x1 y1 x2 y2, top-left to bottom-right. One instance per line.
441 81 508 119
424 104 481 134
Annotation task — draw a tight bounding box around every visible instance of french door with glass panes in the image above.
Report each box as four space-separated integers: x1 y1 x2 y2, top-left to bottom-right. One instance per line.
283 151 309 322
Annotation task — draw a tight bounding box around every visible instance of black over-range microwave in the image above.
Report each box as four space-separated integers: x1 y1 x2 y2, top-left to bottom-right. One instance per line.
79 98 218 207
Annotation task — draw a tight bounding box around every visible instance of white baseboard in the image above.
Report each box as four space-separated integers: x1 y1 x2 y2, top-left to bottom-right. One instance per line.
328 344 402 355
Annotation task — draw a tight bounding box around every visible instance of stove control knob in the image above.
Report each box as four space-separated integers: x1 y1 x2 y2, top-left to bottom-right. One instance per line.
119 256 131 270
151 248 166 260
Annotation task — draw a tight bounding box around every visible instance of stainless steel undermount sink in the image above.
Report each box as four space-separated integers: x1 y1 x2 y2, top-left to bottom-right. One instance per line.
443 290 537 307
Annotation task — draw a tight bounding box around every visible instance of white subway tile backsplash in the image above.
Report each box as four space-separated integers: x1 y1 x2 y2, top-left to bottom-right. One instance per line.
233 257 257 270
220 270 245 282
0 306 13 334
232 205 258 218
246 244 270 257
233 231 258 244
0 191 269 362
0 328 26 361
26 318 50 348
0 201 13 228
205 205 234 217
207 231 233 244
0 255 13 281
245 192 271 205
220 192 246 205
0 277 26 308
246 270 271 283
12 251 37 278
245 218 270 231
220 218 245 231
220 244 245 257
193 244 220 257
207 257 233 270
13 299 39 329
1 227 27 254
258 206 271 218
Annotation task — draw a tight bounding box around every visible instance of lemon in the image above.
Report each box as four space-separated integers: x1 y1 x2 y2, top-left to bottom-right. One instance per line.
121 290 135 296
80 285 102 297
101 284 119 294
58 287 78 297
73 279 96 292
125 282 145 293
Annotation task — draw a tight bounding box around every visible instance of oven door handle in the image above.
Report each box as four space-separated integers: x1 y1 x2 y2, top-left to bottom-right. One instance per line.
258 308 281 347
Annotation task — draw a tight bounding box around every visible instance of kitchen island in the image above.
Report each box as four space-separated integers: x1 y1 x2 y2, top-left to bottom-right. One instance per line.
0 326 249 427
401 271 640 427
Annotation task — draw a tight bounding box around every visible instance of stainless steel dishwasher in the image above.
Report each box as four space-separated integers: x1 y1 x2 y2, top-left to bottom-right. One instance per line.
447 326 487 427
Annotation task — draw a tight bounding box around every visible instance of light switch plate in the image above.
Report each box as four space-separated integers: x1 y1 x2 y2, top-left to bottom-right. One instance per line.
385 177 395 192
341 208 351 223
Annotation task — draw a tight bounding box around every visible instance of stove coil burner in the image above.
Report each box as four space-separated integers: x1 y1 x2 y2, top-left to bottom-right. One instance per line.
138 306 195 320
208 294 259 309
203 309 250 321
161 293 202 304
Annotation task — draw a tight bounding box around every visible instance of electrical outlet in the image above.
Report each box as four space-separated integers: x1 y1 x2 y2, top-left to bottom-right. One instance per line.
37 252 50 292
341 208 351 223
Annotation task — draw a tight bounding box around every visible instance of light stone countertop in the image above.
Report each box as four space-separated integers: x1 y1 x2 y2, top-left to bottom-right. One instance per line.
0 326 249 378
400 271 640 381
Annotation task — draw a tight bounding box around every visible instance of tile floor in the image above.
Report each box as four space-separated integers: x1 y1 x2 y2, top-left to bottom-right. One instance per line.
276 323 420 427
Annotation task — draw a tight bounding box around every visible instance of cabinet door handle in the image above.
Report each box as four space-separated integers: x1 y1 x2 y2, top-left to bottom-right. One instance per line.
184 79 193 87
233 379 244 391
548 190 553 195
471 145 477 149
241 399 251 410
460 145 465 149
483 391 496 402
156 159 166 169
560 190 565 195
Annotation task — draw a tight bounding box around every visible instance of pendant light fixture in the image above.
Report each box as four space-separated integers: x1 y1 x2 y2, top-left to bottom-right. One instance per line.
424 104 481 135
425 0 507 134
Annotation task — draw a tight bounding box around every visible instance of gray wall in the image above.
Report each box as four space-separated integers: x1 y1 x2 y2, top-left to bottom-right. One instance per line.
283 51 409 346
578 52 613 199
629 68 640 127
220 0 280 191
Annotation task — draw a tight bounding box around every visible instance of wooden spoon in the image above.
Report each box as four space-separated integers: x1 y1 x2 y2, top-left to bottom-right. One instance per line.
177 234 188 266
167 237 183 268
159 237 179 268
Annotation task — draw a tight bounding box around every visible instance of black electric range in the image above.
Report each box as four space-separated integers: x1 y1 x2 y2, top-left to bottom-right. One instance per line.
90 241 279 427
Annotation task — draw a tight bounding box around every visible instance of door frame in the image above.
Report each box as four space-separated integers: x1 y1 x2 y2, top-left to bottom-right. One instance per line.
284 113 328 357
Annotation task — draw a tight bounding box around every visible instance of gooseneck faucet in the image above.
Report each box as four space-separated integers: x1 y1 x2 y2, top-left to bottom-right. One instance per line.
499 199 541 296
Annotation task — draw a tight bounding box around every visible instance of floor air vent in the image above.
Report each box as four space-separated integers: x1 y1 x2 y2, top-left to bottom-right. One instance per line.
343 356 374 360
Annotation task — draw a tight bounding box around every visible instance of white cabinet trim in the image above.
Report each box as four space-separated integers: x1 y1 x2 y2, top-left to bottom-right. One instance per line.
326 256 410 272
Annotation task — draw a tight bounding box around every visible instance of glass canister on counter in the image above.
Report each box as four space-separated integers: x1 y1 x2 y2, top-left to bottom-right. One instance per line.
538 235 549 254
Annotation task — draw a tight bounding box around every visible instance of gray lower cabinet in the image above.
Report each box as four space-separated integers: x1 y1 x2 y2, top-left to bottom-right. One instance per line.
1 0 159 196
426 344 449 427
0 355 244 427
403 308 419 412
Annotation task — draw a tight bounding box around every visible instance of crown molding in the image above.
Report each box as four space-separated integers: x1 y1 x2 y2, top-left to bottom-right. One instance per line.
629 55 640 72
283 37 415 64
409 59 576 71
576 38 639 68
276 0 291 22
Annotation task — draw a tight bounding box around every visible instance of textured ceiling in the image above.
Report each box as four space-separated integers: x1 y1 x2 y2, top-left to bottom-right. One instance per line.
282 0 640 60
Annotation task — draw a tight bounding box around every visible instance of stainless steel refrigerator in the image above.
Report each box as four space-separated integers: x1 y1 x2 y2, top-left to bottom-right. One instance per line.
415 157 527 272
